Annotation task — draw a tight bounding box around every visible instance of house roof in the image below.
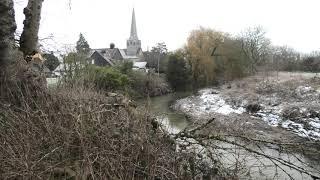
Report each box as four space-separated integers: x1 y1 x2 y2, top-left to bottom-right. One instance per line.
119 49 127 58
92 48 124 60
91 47 143 62
119 49 140 59
106 48 119 58
92 49 111 58
92 51 115 66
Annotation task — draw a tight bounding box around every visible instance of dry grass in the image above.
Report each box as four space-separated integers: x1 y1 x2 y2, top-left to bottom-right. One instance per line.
1 59 240 179
0 72 183 179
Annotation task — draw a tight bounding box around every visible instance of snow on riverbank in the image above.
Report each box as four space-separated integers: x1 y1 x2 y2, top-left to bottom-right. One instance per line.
256 111 320 140
282 118 320 140
172 88 245 120
173 88 320 141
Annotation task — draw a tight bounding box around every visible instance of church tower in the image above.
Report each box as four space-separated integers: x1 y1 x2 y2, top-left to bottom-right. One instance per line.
127 8 141 56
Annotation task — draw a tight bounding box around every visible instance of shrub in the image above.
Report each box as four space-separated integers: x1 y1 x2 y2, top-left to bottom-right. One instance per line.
0 80 182 179
115 61 133 74
85 65 130 91
130 71 171 97
62 63 171 98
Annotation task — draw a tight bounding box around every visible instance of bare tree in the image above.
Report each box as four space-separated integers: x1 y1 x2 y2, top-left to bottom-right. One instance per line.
239 26 271 73
272 45 300 72
0 0 16 67
19 0 44 56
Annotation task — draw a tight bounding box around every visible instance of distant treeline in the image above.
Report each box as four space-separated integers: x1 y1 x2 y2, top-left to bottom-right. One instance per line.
162 27 320 91
272 48 320 72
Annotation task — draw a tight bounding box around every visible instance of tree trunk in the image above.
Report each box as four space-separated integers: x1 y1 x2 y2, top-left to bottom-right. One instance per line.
0 0 16 67
20 0 43 56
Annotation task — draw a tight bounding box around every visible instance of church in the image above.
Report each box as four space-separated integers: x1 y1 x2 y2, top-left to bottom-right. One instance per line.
90 9 146 68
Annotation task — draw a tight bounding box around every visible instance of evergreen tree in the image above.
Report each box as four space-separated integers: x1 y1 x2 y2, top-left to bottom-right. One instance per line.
76 33 90 55
166 52 191 90
43 52 60 71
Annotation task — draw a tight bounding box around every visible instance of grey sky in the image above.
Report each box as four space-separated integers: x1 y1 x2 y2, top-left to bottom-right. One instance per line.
14 0 320 53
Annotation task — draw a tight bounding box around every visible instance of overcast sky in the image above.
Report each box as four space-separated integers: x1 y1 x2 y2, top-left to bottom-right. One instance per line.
14 0 320 53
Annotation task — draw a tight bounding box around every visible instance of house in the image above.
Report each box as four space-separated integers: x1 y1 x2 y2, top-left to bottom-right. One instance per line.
90 8 145 66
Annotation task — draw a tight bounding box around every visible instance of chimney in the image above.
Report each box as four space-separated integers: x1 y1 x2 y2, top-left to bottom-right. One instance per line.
110 43 115 49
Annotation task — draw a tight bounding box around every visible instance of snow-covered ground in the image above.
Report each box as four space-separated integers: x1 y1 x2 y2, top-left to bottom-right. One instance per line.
172 88 245 119
282 118 320 140
256 111 320 140
173 87 320 141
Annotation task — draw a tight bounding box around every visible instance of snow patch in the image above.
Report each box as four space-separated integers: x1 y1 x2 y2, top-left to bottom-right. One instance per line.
310 119 320 129
255 111 320 140
281 120 319 140
257 112 281 127
173 88 245 119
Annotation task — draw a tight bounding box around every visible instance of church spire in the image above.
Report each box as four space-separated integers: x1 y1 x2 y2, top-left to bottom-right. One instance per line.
127 8 141 56
130 8 138 39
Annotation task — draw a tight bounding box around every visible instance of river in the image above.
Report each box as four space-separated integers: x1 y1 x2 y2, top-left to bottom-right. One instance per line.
144 93 320 180
146 92 191 133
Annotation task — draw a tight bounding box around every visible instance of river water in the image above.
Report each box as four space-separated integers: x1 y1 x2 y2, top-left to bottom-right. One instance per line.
147 92 191 133
144 93 320 180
